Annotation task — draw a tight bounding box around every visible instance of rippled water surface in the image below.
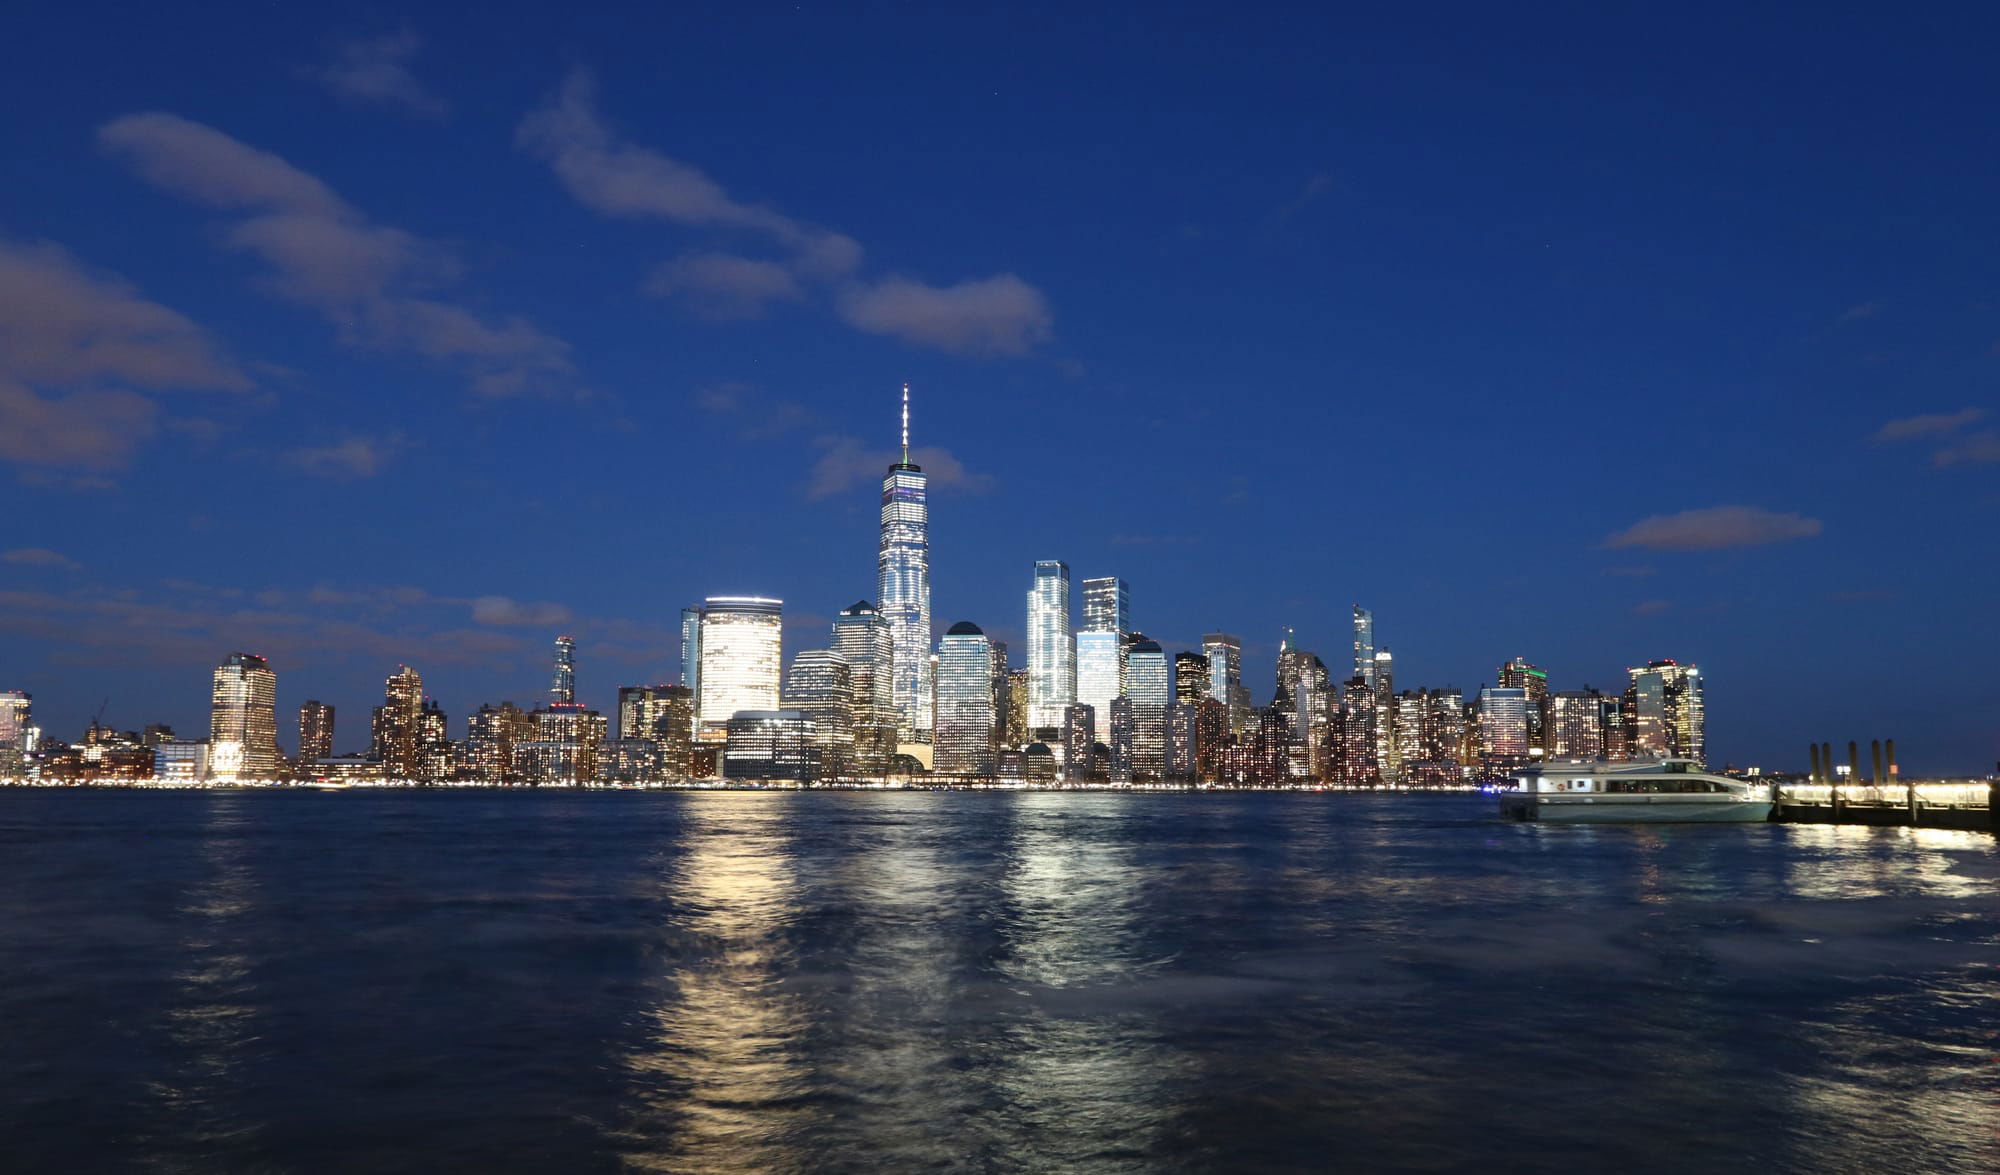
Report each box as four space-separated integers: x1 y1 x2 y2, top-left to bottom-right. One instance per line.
1 790 1994 1173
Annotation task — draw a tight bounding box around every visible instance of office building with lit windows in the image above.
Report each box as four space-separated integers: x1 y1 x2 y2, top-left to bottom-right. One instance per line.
1550 688 1607 760
722 710 817 782
1125 639 1170 780
1062 703 1096 783
832 601 897 772
1477 686 1530 776
1027 561 1075 730
782 649 855 778
2 689 37 775
1624 660 1705 765
1080 576 1131 635
1352 605 1376 686
878 386 933 747
695 596 784 732
550 635 576 705
372 665 424 777
1074 629 1123 737
934 622 998 776
209 652 279 782
298 700 334 763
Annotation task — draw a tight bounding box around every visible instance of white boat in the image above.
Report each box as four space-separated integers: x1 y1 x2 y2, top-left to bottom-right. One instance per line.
1499 759 1774 823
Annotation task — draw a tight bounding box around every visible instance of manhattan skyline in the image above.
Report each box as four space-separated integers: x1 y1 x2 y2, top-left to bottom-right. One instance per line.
2 4 1998 773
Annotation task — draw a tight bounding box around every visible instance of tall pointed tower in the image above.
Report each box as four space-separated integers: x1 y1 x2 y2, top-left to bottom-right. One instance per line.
877 384 933 748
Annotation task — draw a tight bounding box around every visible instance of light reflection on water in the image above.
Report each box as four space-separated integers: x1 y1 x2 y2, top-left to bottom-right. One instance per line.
0 790 1992 1173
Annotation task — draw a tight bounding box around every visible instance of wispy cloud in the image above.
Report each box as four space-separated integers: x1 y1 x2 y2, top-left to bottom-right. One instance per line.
1872 407 1984 442
288 433 407 479
804 435 992 500
0 237 249 476
2 547 81 570
469 596 573 627
1932 430 2000 468
306 30 447 119
1633 599 1674 616
1605 506 1823 552
836 274 1052 357
518 69 1053 353
100 112 577 399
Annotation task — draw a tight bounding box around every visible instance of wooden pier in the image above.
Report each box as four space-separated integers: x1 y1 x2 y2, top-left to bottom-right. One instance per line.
1773 781 1997 832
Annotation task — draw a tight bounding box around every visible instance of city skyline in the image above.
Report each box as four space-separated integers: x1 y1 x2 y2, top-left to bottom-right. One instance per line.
2 5 1997 773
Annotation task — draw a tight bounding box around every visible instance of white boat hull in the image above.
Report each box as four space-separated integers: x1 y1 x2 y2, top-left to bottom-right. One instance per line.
1502 795 1772 824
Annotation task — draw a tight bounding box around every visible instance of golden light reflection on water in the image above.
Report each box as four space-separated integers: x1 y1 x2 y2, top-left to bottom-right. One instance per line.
620 795 815 1174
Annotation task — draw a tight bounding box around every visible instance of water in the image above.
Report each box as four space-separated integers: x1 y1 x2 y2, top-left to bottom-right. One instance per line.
0 790 1993 1173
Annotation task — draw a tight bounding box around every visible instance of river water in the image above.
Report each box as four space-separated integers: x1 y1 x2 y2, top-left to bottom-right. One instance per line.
0 789 1993 1173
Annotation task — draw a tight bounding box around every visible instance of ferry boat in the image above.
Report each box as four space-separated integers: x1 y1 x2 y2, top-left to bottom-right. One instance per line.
1499 759 1774 823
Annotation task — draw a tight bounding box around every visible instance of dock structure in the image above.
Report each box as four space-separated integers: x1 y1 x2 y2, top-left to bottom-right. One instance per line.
1776 738 1998 832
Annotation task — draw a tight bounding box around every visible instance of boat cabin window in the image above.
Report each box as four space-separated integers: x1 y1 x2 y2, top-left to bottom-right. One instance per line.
1604 778 1728 794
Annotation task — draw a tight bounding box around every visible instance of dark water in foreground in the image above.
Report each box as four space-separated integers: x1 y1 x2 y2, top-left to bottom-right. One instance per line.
0 791 1994 1173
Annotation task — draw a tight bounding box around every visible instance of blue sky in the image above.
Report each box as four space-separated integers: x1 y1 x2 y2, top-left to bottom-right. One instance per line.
2 2 1996 772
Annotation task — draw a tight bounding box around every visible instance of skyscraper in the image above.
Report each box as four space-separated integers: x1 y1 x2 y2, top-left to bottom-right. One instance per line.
877 385 933 747
1478 686 1530 776
832 601 897 773
1373 650 1399 783
464 702 533 782
1081 576 1131 635
1174 652 1210 706
1125 639 1170 780
1062 703 1096 783
550 635 576 705
1027 561 1075 730
782 649 855 779
1498 656 1551 758
209 652 279 781
1202 632 1248 732
0 690 34 776
934 622 997 776
1074 629 1124 736
1624 660 1705 765
679 607 702 693
372 665 424 777
696 597 784 731
1550 688 1606 760
298 700 334 763
1352 605 1375 687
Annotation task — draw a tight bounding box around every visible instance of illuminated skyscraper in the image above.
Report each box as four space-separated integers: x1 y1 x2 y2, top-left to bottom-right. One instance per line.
464 702 533 782
1373 650 1400 782
1081 576 1131 635
1550 688 1606 760
1498 656 1550 758
1125 639 1170 780
1624 660 1705 765
832 601 897 773
878 385 933 746
209 652 279 781
1202 632 1248 732
372 665 424 777
1166 701 1199 783
934 622 997 776
1352 605 1375 686
1477 686 1530 775
0 690 34 776
550 635 576 705
1074 629 1123 734
1005 668 1031 748
988 640 1011 749
1062 703 1096 783
1027 561 1075 730
1174 652 1210 706
679 607 702 693
696 597 784 731
298 700 334 763
782 649 854 779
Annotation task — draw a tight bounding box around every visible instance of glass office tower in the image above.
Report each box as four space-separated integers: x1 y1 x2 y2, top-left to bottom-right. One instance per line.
696 597 784 732
1027 561 1075 730
877 385 933 746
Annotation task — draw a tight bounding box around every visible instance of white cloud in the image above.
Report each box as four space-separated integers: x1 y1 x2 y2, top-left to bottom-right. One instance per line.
804 435 992 500
100 112 576 398
2 547 81 570
471 595 574 627
1873 407 1984 442
643 252 803 319
307 30 447 119
288 433 406 479
837 274 1053 356
1605 506 1823 552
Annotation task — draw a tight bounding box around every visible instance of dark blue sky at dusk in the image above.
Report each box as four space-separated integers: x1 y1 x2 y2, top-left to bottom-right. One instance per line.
2 3 1996 772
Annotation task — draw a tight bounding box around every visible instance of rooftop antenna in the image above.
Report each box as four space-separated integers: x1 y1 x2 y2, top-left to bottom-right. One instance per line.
900 382 910 465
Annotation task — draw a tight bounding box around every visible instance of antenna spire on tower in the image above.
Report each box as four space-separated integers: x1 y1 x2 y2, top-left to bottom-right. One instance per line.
900 382 910 465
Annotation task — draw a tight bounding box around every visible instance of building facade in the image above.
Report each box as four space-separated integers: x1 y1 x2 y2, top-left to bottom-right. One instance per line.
208 652 279 782
934 622 998 776
877 386 933 746
695 597 784 732
1026 561 1075 730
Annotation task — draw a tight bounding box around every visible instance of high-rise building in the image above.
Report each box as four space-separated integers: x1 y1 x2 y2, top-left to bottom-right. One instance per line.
933 622 997 776
1027 561 1075 730
1550 688 1606 760
550 635 576 705
1201 632 1247 733
1074 629 1123 736
1107 695 1135 783
418 699 451 780
679 607 702 693
695 597 783 732
372 665 424 777
1174 652 1210 707
1125 639 1170 780
1352 605 1376 687
1166 700 1199 783
1373 650 1400 783
1498 656 1551 758
1600 694 1631 761
615 683 695 776
0 690 31 776
516 703 608 784
1624 660 1705 765
878 385 933 746
782 649 854 779
831 601 897 774
1477 686 1530 776
1080 576 1131 635
988 640 1011 749
1335 678 1378 785
209 652 279 781
1062 703 1096 783
298 700 334 763
464 702 534 782
1005 668 1031 749
1194 697 1229 783
722 711 816 782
